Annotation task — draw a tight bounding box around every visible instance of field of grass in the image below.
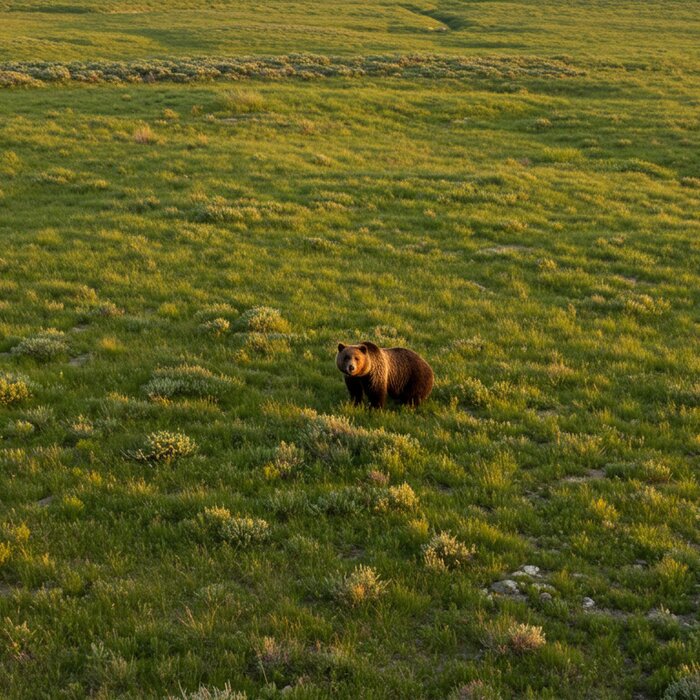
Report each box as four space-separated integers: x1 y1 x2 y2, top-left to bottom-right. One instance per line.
1 1 699 698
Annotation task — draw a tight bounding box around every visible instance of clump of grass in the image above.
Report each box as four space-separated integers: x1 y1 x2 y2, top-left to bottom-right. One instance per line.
168 684 246 700
199 317 230 337
198 507 270 547
331 565 386 606
244 332 291 355
142 365 237 400
0 373 31 406
192 198 243 224
263 441 304 480
454 377 491 409
315 486 370 516
663 673 700 700
423 532 476 571
5 420 35 438
0 542 11 566
11 329 68 361
255 636 291 677
237 306 290 333
87 301 124 318
266 489 310 517
69 415 94 438
375 483 419 512
134 431 197 463
506 623 546 653
133 125 157 144
195 303 238 323
302 412 419 467
214 88 265 114
22 405 53 429
448 681 501 700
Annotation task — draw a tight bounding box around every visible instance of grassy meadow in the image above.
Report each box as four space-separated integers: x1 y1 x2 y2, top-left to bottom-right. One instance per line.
1 1 699 698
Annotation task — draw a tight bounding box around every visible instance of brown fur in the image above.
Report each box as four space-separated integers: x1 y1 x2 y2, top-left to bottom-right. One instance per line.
336 341 434 408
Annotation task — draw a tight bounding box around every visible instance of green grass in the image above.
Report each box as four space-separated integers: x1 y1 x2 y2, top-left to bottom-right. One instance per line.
1 2 699 699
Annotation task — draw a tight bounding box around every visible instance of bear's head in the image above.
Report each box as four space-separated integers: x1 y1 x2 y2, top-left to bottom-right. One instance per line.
336 343 370 377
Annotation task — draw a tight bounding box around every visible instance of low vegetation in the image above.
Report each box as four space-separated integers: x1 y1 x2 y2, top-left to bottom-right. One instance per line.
0 0 698 698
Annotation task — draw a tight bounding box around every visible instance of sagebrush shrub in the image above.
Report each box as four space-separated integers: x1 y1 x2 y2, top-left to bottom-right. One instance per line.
11 329 68 361
237 306 290 333
507 623 546 653
87 301 124 318
198 508 270 547
263 441 304 480
375 483 419 512
168 683 246 700
199 317 230 336
215 88 265 114
136 431 197 463
423 532 476 571
331 565 386 606
0 373 31 406
6 420 35 437
663 674 700 700
302 412 419 468
22 405 53 429
142 365 236 400
448 680 501 700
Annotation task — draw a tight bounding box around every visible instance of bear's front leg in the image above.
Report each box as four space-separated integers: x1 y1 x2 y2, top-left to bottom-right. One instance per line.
344 376 364 405
367 388 387 409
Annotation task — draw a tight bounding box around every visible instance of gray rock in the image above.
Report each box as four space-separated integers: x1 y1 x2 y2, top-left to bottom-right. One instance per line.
521 565 540 577
540 592 553 602
490 579 520 595
582 597 596 609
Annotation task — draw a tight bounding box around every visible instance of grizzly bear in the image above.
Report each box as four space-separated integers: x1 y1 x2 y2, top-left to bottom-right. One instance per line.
336 341 434 408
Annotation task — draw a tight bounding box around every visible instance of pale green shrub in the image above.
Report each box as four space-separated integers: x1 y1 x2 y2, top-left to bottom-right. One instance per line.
263 441 304 480
0 373 31 406
423 532 476 571
11 329 68 361
199 317 230 336
237 306 290 333
142 365 236 400
136 431 197 463
663 674 700 700
168 683 247 700
331 565 386 606
199 507 270 547
375 483 419 513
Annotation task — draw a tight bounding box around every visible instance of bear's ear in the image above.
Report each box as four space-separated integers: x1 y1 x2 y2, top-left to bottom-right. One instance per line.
337 343 346 352
359 345 368 354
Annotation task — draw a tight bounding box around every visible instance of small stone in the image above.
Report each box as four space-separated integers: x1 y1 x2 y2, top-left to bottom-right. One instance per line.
582 597 596 609
37 495 55 507
490 579 520 595
521 565 540 577
540 592 553 602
